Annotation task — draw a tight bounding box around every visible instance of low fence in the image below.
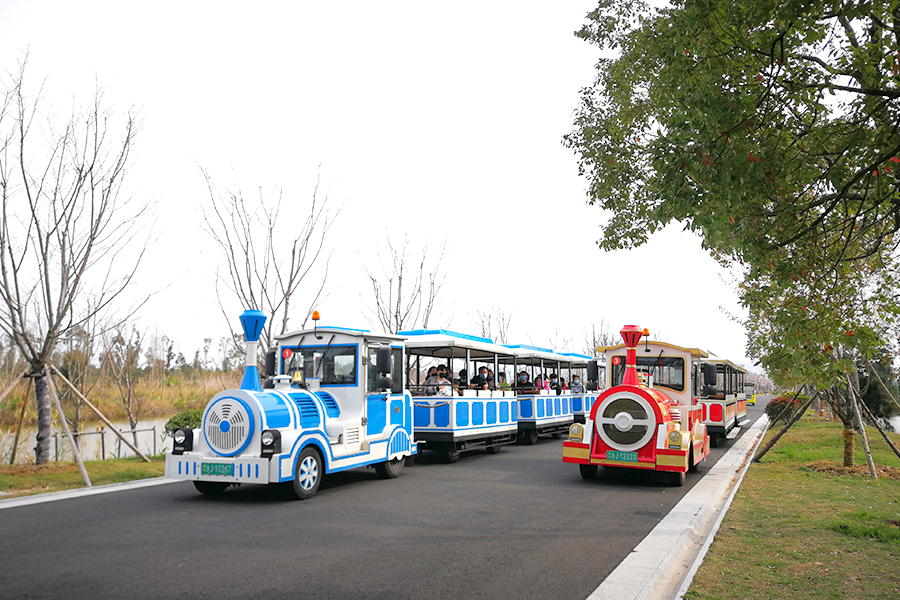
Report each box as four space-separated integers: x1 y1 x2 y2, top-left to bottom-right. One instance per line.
51 426 160 462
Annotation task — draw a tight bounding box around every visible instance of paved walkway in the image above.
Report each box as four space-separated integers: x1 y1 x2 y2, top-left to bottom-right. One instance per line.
587 414 769 600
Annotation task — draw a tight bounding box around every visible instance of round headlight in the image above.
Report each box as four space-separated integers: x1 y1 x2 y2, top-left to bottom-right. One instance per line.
174 429 186 444
668 430 680 443
261 430 275 446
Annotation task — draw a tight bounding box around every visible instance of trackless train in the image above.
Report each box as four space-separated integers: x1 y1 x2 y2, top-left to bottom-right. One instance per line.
563 325 712 486
164 311 749 497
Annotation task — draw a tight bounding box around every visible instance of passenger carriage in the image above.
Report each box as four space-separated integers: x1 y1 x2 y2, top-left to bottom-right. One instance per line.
165 310 417 499
400 329 520 462
563 325 710 486
699 357 750 447
502 345 585 445
566 353 604 424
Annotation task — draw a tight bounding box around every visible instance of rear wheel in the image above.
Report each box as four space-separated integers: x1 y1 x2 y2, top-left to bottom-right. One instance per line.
579 464 599 479
193 480 228 495
521 429 539 445
709 433 719 448
688 447 698 472
668 470 686 487
289 447 323 500
485 444 501 454
444 444 460 463
375 457 405 479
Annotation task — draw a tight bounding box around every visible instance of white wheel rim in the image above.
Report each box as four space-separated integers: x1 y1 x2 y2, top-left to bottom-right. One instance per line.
298 456 319 490
596 391 657 452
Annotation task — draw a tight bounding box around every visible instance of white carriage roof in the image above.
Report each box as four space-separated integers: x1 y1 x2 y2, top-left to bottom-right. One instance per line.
501 344 586 366
399 329 512 359
706 355 748 373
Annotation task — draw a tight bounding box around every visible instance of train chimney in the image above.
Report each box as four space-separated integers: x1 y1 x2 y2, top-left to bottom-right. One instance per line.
239 309 267 392
620 324 644 386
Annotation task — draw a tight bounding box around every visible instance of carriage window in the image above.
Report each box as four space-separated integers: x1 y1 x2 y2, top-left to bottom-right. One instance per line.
611 355 686 392
281 345 357 385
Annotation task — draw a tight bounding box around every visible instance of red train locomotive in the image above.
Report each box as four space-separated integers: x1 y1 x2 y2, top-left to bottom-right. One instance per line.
563 324 710 486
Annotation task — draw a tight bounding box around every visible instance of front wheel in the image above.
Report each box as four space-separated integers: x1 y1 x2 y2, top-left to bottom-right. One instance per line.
668 470 686 487
289 447 323 500
709 433 719 448
193 480 228 495
688 447 698 472
579 464 599 480
375 457 405 479
485 445 501 455
520 429 538 445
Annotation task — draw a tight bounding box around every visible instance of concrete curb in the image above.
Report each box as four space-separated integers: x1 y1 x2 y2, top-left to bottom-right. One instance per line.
586 414 770 600
0 477 178 510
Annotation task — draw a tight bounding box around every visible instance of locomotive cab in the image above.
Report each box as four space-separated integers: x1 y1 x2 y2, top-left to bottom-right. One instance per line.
562 324 710 486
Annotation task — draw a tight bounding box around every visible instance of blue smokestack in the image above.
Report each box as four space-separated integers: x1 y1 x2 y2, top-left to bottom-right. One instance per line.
239 309 267 391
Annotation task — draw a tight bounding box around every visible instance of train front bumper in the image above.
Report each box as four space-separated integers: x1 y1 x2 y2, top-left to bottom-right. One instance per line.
165 452 271 484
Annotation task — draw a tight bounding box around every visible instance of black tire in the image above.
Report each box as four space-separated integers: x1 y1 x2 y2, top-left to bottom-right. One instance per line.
579 464 599 479
669 470 686 487
521 429 538 445
709 433 719 448
444 444 460 463
375 456 405 479
289 446 323 500
485 445 501 455
688 447 698 472
551 432 563 439
193 480 228 495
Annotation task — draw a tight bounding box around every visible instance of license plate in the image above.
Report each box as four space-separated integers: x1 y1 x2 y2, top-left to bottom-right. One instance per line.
606 451 638 462
201 462 234 476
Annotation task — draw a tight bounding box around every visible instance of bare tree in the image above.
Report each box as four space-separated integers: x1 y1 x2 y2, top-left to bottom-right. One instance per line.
471 306 512 343
201 169 338 356
362 235 448 334
102 325 144 446
0 58 150 464
582 320 617 356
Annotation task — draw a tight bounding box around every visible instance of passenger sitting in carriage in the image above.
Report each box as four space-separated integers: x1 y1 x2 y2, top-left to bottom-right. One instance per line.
513 371 534 393
470 366 493 390
569 375 584 393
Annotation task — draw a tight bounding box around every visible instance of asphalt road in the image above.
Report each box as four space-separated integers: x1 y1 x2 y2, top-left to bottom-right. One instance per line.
0 402 764 600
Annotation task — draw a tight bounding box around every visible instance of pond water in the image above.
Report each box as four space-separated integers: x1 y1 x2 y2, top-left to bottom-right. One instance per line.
1 416 175 464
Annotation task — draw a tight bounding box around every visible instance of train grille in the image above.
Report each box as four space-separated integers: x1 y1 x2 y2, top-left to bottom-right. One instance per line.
596 393 656 451
205 399 251 455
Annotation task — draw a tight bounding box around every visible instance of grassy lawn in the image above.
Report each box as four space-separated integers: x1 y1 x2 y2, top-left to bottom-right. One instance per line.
0 456 165 498
685 416 900 599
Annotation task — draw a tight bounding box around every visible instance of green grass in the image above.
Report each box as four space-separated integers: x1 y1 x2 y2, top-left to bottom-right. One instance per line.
0 456 165 498
685 416 900 599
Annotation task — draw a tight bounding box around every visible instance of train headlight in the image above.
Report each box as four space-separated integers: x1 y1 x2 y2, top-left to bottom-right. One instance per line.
172 428 193 455
260 429 281 458
569 423 584 443
667 430 682 449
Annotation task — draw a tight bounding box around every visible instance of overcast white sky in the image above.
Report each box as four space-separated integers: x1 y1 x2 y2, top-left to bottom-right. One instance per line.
0 1 755 369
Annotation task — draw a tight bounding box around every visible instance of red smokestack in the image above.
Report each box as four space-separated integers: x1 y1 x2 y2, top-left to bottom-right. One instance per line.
620 325 644 386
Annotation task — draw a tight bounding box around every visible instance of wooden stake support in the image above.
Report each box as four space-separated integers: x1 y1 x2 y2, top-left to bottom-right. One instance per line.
10 377 32 465
47 373 92 487
753 391 818 463
49 364 150 462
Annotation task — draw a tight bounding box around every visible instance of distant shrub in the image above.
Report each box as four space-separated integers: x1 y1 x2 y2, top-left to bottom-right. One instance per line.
164 409 203 437
765 393 809 424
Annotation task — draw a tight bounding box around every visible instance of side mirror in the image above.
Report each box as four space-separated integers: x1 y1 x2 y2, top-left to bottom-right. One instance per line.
587 360 599 382
376 348 391 375
264 349 276 377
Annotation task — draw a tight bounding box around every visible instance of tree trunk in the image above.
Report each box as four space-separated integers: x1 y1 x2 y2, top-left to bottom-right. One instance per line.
842 426 855 467
33 371 52 465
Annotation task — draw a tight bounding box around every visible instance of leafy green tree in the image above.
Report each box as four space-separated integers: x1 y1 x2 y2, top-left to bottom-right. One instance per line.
566 0 900 466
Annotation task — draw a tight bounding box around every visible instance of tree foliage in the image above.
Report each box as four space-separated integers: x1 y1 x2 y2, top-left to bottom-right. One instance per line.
567 0 900 386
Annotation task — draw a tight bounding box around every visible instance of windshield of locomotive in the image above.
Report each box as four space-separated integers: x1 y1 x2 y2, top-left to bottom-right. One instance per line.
282 345 357 385
611 355 685 392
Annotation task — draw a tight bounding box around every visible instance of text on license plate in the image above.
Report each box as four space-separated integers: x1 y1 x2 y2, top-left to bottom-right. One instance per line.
201 462 234 476
606 451 638 462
